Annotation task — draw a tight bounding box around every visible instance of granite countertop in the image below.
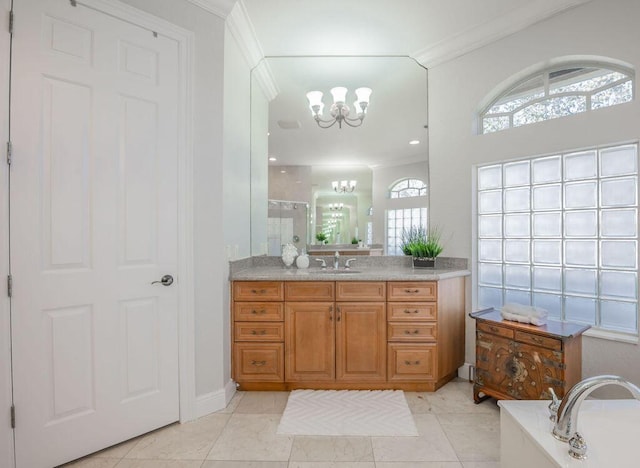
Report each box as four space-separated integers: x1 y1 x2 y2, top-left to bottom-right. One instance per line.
230 266 470 281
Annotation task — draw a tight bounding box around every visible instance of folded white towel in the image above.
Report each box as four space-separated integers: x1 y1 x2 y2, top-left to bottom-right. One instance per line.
502 302 548 318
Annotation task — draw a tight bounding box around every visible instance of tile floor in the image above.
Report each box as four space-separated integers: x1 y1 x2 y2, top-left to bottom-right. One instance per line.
61 379 500 468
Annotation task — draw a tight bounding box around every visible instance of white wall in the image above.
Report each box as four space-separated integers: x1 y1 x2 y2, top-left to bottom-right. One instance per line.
428 0 640 392
372 161 429 249
119 0 229 405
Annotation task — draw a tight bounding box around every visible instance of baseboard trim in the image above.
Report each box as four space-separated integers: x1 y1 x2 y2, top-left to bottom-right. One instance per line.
194 380 237 418
458 362 474 382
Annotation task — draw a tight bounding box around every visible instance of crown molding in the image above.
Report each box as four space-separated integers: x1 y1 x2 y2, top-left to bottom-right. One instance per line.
412 0 593 68
186 0 237 19
226 0 279 101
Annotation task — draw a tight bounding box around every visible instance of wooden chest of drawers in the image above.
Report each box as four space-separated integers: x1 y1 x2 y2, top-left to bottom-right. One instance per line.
470 308 590 402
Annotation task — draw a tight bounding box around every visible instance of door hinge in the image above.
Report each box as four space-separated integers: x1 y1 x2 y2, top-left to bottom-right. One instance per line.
7 275 12 298
8 11 13 35
6 141 12 165
10 405 15 428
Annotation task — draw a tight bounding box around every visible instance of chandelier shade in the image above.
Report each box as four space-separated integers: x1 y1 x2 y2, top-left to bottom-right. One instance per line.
306 87 372 129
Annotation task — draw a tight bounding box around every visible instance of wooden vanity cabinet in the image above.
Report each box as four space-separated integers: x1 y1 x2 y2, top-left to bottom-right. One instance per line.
232 276 466 391
471 308 590 402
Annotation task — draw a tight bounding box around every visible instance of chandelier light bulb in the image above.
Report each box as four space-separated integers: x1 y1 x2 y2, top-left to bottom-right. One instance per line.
306 91 324 116
330 87 348 104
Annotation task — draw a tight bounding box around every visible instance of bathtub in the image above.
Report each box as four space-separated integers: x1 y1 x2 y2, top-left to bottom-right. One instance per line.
499 398 640 467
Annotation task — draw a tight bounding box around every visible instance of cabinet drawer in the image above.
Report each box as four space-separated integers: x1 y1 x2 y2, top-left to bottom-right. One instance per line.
285 282 335 301
477 321 514 339
336 281 385 301
387 282 437 301
388 303 437 321
234 322 284 342
387 343 436 381
233 281 283 301
515 331 562 351
233 343 284 382
388 323 437 342
234 302 284 321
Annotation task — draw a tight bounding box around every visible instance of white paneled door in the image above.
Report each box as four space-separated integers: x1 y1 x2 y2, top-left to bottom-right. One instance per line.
10 1 180 466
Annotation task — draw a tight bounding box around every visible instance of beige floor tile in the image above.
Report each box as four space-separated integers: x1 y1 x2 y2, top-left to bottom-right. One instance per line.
461 462 501 468
89 438 141 459
404 392 433 414
59 459 120 468
376 463 463 468
234 391 290 414
125 413 230 460
216 391 245 414
202 462 288 468
289 436 373 462
424 383 498 416
287 463 376 468
206 414 293 461
437 413 500 462
115 460 203 468
371 414 458 462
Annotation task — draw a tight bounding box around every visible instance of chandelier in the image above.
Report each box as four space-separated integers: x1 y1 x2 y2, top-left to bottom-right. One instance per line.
328 203 344 211
332 180 357 193
306 87 372 129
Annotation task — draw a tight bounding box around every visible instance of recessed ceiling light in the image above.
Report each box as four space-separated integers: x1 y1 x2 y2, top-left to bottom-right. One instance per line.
268 156 277 161
280 170 286 174
409 140 420 145
267 132 270 136
295 180 302 184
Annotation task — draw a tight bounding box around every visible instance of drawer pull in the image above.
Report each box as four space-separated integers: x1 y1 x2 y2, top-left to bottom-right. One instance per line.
251 309 266 315
404 289 420 293
250 330 267 335
530 336 544 344
404 329 420 335
251 289 267 294
404 309 419 314
250 360 267 367
404 360 421 365
489 326 500 333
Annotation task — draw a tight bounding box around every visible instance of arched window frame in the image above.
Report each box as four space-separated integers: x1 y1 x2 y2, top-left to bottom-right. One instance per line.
388 178 427 199
479 60 635 134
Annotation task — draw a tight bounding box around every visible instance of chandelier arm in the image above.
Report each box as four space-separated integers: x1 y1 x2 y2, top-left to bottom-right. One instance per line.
341 117 364 128
314 116 340 129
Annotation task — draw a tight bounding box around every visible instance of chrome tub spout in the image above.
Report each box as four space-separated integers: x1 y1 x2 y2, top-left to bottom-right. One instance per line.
553 375 640 442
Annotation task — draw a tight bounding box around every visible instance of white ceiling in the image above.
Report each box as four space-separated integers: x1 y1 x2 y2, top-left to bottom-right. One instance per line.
241 0 591 168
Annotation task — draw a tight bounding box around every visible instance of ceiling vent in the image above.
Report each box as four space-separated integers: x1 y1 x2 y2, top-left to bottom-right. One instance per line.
277 119 301 130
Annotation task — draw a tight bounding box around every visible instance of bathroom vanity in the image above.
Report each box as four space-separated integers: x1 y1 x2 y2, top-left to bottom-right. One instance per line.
230 263 469 391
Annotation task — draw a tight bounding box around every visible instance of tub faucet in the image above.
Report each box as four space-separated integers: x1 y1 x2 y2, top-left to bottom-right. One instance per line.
333 251 340 269
553 375 640 443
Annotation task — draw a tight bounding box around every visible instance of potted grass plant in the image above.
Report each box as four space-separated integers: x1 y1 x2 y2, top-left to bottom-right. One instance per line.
400 226 444 268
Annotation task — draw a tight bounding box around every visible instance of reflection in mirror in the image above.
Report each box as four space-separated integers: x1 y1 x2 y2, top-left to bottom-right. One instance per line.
251 56 429 256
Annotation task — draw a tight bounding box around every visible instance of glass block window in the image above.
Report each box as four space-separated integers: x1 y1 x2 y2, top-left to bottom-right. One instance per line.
476 143 639 336
481 64 634 134
387 208 427 256
389 178 427 198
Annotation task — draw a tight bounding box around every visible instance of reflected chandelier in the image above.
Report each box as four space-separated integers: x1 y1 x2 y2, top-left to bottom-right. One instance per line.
306 87 372 129
332 180 357 193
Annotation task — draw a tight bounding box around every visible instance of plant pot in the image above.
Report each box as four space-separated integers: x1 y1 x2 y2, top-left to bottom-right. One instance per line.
413 257 435 268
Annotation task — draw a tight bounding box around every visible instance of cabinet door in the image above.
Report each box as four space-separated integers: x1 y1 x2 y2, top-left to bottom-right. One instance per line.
336 303 386 381
285 302 335 381
475 332 513 396
512 341 565 399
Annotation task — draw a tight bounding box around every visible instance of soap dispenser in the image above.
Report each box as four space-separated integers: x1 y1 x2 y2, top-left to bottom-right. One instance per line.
296 248 310 269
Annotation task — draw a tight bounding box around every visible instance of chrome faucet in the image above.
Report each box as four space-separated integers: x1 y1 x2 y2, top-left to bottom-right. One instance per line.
333 251 340 269
345 258 357 269
553 375 640 444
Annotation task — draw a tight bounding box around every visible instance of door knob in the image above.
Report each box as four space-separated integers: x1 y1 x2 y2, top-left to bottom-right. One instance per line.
151 274 174 286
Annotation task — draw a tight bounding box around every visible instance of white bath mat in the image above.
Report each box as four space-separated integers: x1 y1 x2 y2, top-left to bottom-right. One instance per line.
276 389 419 436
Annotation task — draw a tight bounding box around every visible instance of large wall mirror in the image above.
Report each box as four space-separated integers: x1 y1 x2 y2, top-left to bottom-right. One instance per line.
250 56 429 256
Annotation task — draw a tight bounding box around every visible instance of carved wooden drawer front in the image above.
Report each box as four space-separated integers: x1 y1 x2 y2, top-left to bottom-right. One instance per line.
388 323 437 342
234 322 284 342
388 343 436 381
285 281 335 301
336 281 385 301
387 282 437 301
234 302 284 322
234 343 284 382
515 331 562 351
511 342 565 400
233 281 284 301
388 303 437 321
477 322 514 340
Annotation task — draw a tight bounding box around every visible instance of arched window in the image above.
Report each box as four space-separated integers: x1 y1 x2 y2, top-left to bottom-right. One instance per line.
389 178 427 198
480 62 634 134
